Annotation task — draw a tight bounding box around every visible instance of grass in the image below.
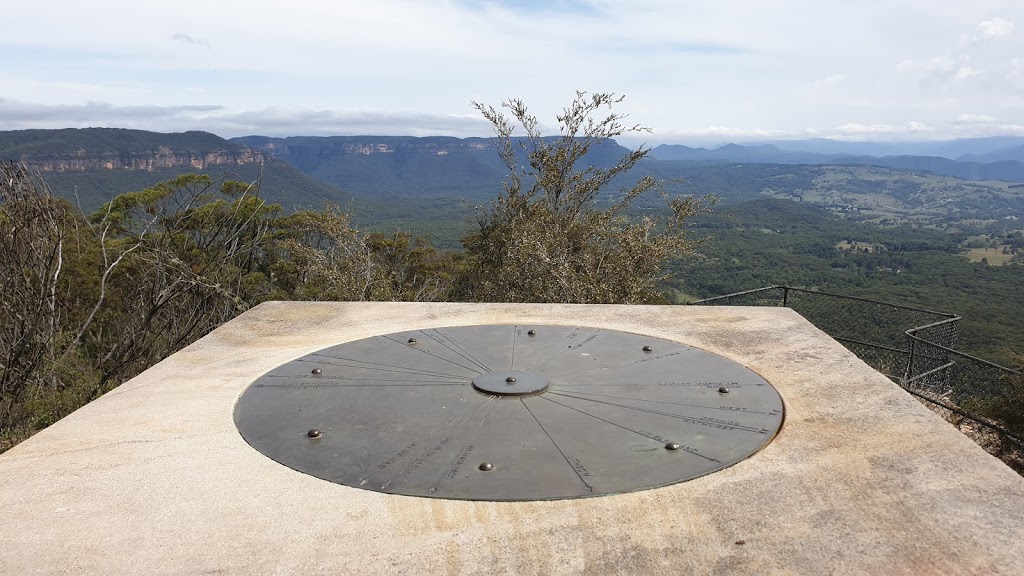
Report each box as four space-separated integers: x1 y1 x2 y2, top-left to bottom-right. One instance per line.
965 246 1019 265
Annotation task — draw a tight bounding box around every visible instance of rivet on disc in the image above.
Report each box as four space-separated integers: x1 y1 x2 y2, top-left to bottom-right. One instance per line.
505 376 517 383
527 330 536 336
719 386 731 394
307 429 322 438
478 462 494 472
665 442 681 451
407 338 417 344
643 345 653 352
311 368 322 375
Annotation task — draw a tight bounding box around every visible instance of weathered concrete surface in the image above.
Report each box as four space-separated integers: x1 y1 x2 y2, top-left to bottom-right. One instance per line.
1 302 1022 576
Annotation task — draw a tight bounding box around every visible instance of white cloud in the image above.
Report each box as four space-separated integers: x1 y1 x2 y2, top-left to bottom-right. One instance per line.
978 18 1014 41
0 98 220 123
657 126 797 139
834 122 934 136
0 99 491 137
1 1 1024 143
1008 58 1024 90
200 107 491 137
171 33 211 49
954 66 980 80
907 55 978 81
835 123 898 135
955 114 998 124
961 18 1015 46
924 56 955 73
812 74 847 89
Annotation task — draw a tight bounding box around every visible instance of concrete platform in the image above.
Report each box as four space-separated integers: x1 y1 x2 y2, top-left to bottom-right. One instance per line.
1 302 1022 575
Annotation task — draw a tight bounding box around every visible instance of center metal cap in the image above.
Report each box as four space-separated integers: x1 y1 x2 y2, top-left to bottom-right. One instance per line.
473 370 550 396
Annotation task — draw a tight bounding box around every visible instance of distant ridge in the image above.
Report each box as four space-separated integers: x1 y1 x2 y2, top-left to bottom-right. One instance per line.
733 136 1024 158
6 128 1024 229
231 134 635 199
0 127 349 211
651 142 1024 182
958 144 1024 164
0 127 235 157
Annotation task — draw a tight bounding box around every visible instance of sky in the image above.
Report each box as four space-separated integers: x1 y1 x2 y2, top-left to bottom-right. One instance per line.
1 0 1022 145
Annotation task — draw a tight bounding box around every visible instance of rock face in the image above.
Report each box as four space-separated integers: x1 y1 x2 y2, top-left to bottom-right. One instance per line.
230 135 635 201
0 128 264 173
23 147 263 173
236 135 496 158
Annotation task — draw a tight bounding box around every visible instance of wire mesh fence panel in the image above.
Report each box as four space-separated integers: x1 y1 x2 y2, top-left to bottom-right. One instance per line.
918 400 1024 475
690 285 1024 474
905 319 961 396
689 287 786 308
909 317 959 350
906 342 1024 471
946 351 1023 441
785 289 954 351
835 339 909 380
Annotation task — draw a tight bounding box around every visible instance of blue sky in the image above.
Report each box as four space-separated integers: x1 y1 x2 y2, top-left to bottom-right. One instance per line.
1 0 1022 144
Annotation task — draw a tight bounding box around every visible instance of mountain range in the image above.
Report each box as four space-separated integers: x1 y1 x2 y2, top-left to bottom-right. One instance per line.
727 136 1024 160
650 142 1024 181
4 128 1024 238
0 128 349 211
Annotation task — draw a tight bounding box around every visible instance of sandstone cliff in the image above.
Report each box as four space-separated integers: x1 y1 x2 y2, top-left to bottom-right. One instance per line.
0 128 264 173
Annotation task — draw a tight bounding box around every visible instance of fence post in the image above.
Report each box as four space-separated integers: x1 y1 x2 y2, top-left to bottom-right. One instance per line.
782 287 789 307
906 337 916 383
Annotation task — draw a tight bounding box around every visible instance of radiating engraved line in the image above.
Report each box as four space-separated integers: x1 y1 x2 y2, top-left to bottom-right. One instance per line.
523 327 581 372
528 328 602 373
267 375 468 383
421 330 488 371
558 389 774 415
550 392 768 433
306 355 472 379
316 352 475 377
520 398 593 493
510 325 518 370
433 329 493 372
555 383 758 388
257 382 467 389
538 396 721 463
429 397 500 494
381 336 484 374
370 393 497 487
422 329 490 372
534 345 695 380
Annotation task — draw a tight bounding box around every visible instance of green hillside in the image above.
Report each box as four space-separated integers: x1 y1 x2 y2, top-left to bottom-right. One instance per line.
37 160 350 214
666 198 1024 361
0 128 234 157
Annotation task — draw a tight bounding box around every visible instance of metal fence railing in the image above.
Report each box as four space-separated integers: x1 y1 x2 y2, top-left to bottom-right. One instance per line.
689 286 1024 473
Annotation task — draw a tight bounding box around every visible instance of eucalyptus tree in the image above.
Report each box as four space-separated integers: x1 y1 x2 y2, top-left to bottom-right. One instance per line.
462 91 711 303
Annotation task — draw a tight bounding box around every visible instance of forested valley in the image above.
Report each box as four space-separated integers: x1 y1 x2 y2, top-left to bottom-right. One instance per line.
3 94 1024 456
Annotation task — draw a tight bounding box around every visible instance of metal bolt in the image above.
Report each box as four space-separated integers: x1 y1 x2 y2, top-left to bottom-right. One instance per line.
478 462 494 472
665 442 681 451
527 330 536 336
506 376 517 383
407 338 417 344
311 368 322 375
643 345 653 352
718 386 730 394
307 429 322 438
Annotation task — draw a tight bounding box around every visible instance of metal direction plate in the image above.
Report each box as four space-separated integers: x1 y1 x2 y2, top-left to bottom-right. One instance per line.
234 325 784 501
